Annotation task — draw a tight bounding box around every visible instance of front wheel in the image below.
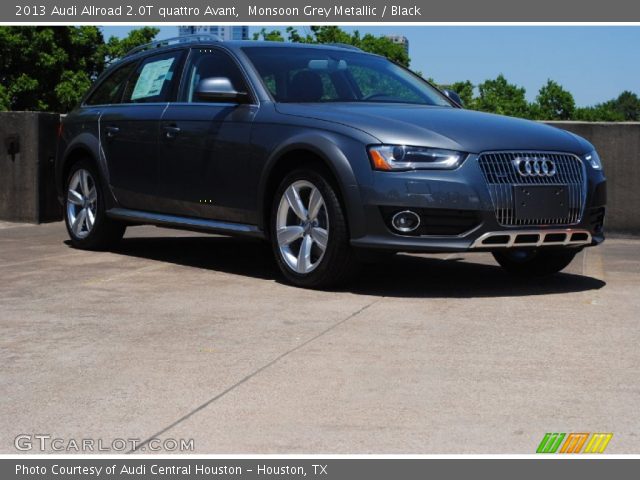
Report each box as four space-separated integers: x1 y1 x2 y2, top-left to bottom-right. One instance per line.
493 248 579 277
270 168 360 289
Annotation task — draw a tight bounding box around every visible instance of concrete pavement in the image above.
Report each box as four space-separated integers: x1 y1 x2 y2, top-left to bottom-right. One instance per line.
1 221 638 453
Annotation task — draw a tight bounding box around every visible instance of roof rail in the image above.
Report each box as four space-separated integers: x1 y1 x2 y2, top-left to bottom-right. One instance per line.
123 34 222 58
324 43 363 52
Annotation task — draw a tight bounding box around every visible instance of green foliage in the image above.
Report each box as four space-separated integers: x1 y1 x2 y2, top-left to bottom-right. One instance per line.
555 90 640 121
2 24 637 122
252 26 410 67
475 74 530 117
535 79 575 120
252 28 285 42
100 26 159 64
54 70 93 109
0 84 10 111
615 91 640 120
436 75 638 122
439 80 475 107
0 26 158 112
573 105 624 122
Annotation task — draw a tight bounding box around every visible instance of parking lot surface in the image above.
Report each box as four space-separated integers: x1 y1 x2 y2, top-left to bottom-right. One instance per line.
1 221 639 453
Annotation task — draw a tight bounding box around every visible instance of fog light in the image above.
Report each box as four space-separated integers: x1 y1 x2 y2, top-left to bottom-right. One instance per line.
391 210 421 233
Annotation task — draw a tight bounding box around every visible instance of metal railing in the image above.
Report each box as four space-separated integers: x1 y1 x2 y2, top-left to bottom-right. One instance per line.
123 34 222 59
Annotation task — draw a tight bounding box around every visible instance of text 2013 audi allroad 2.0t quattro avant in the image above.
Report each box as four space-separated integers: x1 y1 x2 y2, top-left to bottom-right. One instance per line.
56 35 606 288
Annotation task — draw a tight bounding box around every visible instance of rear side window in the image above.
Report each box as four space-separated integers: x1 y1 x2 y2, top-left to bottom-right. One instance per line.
182 48 249 102
85 62 136 106
122 51 182 103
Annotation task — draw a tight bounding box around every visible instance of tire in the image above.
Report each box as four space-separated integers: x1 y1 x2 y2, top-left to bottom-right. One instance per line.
64 159 126 250
493 248 579 277
270 167 360 288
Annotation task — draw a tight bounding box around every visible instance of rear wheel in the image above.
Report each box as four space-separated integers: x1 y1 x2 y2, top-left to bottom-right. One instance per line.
64 160 126 250
493 248 579 277
270 168 360 288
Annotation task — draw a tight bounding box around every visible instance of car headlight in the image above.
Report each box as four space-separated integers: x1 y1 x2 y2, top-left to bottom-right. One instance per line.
585 150 603 170
368 145 466 171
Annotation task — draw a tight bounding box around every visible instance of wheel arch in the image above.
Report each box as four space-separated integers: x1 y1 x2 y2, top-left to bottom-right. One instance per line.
258 133 365 240
61 146 94 186
58 133 117 209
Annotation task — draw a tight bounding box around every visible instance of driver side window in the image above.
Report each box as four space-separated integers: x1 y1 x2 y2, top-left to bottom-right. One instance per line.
183 49 249 103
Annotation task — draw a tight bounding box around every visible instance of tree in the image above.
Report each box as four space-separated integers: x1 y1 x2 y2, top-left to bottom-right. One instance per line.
475 74 530 118
573 104 625 122
572 91 640 122
251 26 410 67
0 27 101 111
535 79 575 120
428 72 639 122
100 26 159 64
252 28 285 42
611 90 640 121
0 26 158 112
358 33 410 67
439 80 475 107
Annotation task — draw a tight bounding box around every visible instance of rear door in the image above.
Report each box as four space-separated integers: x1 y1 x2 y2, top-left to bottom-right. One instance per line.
99 49 185 211
157 47 257 223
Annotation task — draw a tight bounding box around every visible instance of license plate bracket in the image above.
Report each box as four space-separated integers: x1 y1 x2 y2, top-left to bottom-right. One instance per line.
514 185 569 221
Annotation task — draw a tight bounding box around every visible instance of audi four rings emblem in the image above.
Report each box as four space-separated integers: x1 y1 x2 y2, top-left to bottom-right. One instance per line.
513 157 557 177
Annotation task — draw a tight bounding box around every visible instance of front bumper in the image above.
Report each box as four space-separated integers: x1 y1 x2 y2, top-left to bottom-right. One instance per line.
350 153 606 253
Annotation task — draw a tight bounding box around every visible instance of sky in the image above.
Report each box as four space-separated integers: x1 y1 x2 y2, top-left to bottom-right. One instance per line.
101 26 640 107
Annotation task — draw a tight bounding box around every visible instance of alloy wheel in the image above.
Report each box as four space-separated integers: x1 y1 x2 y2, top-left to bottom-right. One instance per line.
66 169 98 239
276 180 329 274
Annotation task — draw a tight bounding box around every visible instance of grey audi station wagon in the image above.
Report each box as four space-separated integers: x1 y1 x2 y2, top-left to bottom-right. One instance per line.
56 35 606 288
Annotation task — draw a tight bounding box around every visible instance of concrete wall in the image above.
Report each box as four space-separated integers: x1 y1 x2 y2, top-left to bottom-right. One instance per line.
0 112 61 223
546 122 640 234
0 113 638 233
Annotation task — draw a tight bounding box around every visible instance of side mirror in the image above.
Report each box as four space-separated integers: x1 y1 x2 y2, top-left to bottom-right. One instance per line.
443 89 463 107
194 77 249 103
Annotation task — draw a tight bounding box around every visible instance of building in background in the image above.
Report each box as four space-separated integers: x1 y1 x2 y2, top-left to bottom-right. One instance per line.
178 26 249 41
384 35 409 54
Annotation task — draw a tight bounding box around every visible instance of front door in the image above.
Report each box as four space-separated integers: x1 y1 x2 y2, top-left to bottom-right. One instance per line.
157 48 257 223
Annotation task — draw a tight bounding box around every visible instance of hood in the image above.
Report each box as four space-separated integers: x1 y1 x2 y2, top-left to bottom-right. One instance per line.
275 103 589 155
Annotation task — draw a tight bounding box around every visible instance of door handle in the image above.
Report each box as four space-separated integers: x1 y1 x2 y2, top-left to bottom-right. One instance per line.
163 125 181 139
105 126 120 138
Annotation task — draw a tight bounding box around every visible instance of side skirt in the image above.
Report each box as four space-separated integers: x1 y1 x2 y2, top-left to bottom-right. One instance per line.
107 208 265 239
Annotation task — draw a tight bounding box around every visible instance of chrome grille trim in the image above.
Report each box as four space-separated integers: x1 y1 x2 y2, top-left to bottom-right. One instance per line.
477 151 586 227
470 229 592 249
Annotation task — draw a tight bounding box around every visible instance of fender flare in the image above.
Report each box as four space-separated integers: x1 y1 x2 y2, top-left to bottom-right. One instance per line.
257 131 365 238
58 132 117 209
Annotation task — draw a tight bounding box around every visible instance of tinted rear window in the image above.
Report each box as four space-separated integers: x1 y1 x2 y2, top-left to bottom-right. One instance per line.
122 51 183 103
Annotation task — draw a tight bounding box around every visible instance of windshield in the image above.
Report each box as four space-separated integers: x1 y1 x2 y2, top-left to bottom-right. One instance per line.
242 46 453 107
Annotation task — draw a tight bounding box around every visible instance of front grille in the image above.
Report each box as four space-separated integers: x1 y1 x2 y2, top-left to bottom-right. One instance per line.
478 152 586 227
